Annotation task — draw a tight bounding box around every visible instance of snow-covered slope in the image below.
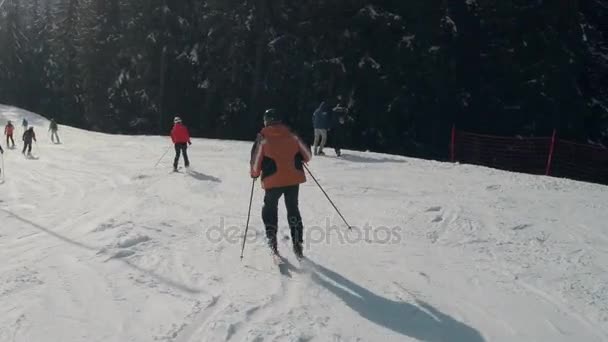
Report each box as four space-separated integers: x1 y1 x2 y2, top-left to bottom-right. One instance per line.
1 104 607 342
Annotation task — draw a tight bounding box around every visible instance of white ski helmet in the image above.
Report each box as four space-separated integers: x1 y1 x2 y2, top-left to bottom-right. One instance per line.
174 116 182 124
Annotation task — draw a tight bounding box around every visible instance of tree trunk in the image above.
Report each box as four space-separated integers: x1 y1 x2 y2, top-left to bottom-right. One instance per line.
249 0 267 132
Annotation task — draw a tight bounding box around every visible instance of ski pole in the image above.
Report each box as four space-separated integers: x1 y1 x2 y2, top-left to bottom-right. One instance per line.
303 164 352 230
1 152 5 182
240 178 256 260
154 146 172 167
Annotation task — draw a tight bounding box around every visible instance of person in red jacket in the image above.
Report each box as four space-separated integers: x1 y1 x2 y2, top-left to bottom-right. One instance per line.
250 109 312 259
170 116 191 171
4 121 15 148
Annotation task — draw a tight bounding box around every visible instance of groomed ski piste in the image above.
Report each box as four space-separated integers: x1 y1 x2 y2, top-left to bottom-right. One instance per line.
0 104 607 342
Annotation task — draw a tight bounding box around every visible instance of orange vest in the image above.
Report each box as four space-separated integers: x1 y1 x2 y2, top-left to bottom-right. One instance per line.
251 125 312 189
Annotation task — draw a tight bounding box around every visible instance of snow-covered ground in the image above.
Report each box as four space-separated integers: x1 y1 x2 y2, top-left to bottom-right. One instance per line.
1 104 607 342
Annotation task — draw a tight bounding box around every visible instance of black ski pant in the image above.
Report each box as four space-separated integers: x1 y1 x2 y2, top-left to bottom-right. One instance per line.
333 137 342 156
22 141 32 154
332 131 345 156
262 185 304 251
51 130 60 144
173 143 190 169
6 134 14 147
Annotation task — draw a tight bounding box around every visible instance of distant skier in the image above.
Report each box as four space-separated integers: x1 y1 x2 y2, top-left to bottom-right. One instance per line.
312 101 330 156
22 118 28 132
332 115 349 157
330 102 351 157
250 109 312 259
49 119 60 144
170 116 191 172
4 121 15 148
22 127 36 156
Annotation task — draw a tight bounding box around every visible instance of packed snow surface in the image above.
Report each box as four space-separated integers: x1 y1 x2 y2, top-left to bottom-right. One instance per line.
1 104 607 341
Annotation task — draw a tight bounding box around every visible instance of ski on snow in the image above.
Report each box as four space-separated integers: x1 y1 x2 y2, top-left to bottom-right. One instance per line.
271 251 307 278
170 167 194 174
271 252 294 277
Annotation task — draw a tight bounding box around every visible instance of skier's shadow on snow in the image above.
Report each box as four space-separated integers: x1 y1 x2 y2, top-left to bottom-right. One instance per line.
307 260 485 342
338 154 406 164
186 170 222 183
1 208 204 295
277 256 299 278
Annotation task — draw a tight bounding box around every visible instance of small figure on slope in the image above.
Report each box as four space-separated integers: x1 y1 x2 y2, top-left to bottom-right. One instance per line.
4 121 15 148
250 109 312 260
22 127 36 157
312 101 331 156
331 102 351 157
170 116 191 172
22 118 28 132
49 119 61 144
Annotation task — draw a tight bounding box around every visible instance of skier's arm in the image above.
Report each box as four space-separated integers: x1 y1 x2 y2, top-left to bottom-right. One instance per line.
170 128 176 144
293 134 312 163
250 134 265 178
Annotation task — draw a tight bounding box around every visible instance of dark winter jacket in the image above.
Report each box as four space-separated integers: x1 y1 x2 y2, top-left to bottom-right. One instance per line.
312 102 331 130
332 115 351 145
49 121 58 132
23 129 36 144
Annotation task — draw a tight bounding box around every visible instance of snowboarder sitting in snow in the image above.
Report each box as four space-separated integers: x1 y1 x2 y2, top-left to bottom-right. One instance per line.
170 116 191 172
4 121 15 148
22 127 36 156
49 119 60 144
250 109 312 259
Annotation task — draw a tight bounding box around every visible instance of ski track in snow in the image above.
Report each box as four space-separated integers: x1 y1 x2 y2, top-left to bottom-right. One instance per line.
1 104 608 341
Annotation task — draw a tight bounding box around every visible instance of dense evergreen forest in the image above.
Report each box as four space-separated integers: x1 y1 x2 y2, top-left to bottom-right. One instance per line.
1 0 607 158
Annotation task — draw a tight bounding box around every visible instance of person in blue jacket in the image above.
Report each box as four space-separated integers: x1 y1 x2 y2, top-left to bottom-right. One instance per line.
312 101 331 155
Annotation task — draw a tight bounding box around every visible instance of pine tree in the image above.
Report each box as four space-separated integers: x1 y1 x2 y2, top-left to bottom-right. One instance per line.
79 0 122 130
0 0 27 107
50 0 84 125
22 0 54 113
